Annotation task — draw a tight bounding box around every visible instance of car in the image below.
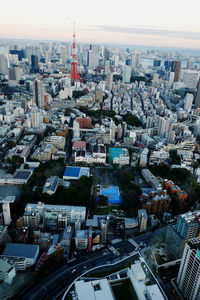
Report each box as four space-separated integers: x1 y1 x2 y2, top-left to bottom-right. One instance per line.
72 269 76 273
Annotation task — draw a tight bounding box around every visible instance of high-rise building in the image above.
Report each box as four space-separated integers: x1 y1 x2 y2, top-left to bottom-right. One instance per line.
137 209 148 232
176 237 200 300
132 50 140 68
61 46 67 65
171 60 181 82
30 106 42 128
122 65 131 83
195 80 200 108
87 49 99 67
183 70 199 89
0 55 8 75
100 220 107 245
114 54 119 67
104 60 110 75
31 55 39 73
157 117 170 138
165 210 200 258
8 67 21 86
106 72 113 90
33 79 45 108
184 93 194 112
153 60 161 67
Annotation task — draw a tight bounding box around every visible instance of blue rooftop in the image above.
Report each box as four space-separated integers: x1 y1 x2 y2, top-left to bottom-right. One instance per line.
64 167 81 178
3 243 39 259
97 185 121 205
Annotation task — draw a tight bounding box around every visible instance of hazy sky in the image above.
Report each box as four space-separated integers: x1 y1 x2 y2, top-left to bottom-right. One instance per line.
1 0 200 49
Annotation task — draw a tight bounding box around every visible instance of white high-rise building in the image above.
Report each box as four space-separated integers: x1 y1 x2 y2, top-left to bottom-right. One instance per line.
122 66 131 83
169 72 175 84
177 237 200 300
0 196 15 226
114 54 119 67
61 46 67 65
30 106 42 128
183 70 199 89
88 50 99 67
132 50 140 68
0 55 8 75
105 60 110 75
8 67 21 86
184 93 194 112
106 72 113 90
157 117 170 138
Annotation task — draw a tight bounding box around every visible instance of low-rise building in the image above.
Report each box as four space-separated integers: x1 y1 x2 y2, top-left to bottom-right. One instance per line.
42 176 59 195
142 169 162 191
0 243 39 270
0 259 16 284
75 230 88 249
137 209 148 232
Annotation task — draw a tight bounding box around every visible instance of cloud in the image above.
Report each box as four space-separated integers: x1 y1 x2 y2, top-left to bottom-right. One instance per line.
94 25 200 40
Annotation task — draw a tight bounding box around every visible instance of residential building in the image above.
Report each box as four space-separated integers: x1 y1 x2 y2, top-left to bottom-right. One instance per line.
176 237 200 300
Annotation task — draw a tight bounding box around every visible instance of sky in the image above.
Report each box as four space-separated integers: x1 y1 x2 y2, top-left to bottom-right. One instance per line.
1 0 200 49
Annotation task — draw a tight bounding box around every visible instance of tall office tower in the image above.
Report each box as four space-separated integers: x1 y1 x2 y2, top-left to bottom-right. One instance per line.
104 60 110 75
187 58 195 69
157 117 170 138
45 51 50 64
117 124 123 140
100 220 107 245
183 70 199 89
171 60 181 82
164 60 172 71
69 23 82 83
8 67 21 86
137 209 148 232
125 57 132 66
132 50 141 68
176 237 200 300
25 46 32 61
106 72 113 90
195 80 200 108
0 45 9 67
61 46 67 65
33 79 45 108
95 87 103 103
0 54 8 75
184 93 194 112
30 106 42 128
110 119 116 140
31 55 39 73
122 65 131 83
104 47 110 60
114 54 119 67
169 71 175 83
0 197 15 226
153 60 161 67
87 49 99 67
165 210 200 258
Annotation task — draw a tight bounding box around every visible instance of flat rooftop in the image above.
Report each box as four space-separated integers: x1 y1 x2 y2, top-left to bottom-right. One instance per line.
3 243 39 259
97 185 121 205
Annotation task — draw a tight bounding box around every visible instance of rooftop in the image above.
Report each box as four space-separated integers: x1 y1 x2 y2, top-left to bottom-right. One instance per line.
3 243 39 259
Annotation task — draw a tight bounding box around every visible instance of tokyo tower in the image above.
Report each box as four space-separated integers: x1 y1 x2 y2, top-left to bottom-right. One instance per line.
69 22 82 83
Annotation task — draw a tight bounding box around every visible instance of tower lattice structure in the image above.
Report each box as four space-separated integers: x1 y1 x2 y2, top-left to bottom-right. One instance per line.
69 23 82 82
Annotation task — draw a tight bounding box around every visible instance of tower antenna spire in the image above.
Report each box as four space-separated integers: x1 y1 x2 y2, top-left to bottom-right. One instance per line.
69 22 82 83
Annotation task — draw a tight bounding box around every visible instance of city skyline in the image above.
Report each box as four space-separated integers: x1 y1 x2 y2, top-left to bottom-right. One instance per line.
1 0 200 49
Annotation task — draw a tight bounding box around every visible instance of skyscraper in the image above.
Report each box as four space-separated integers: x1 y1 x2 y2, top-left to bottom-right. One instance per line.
195 80 200 108
171 60 181 82
31 55 39 73
33 79 45 108
122 66 131 83
177 237 200 300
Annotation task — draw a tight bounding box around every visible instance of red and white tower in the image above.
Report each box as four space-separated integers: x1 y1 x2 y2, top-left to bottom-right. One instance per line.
69 22 82 83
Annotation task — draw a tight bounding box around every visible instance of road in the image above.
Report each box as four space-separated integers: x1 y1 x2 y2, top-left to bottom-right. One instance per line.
20 249 116 300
